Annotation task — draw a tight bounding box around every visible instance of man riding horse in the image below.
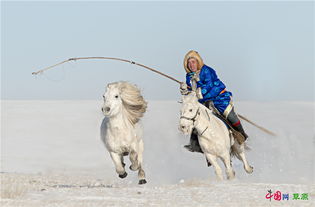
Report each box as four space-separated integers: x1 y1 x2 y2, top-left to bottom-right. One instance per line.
180 50 248 153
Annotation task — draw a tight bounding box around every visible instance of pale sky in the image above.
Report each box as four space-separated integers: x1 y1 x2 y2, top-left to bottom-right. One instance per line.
1 1 314 101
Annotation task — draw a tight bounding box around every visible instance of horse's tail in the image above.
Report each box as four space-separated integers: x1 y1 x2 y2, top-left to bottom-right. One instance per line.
230 145 239 159
230 136 251 160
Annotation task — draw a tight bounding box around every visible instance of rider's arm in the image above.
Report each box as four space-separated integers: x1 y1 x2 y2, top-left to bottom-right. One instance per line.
197 67 226 98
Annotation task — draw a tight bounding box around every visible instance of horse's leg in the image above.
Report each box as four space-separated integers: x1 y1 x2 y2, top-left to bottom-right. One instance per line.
220 152 235 180
129 144 146 184
205 153 224 180
239 150 253 174
121 155 126 167
234 144 253 174
137 164 146 185
129 150 139 171
110 152 127 178
137 140 146 184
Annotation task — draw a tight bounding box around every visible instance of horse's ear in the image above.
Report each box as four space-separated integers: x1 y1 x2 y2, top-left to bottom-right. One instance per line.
184 90 196 99
182 91 197 102
107 82 115 89
190 90 197 96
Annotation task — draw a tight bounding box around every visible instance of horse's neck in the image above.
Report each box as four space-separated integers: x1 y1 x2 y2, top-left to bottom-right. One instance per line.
194 104 221 132
108 110 132 129
194 106 210 129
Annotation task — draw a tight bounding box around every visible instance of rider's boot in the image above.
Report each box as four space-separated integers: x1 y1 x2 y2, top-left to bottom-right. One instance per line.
233 122 248 140
227 107 248 140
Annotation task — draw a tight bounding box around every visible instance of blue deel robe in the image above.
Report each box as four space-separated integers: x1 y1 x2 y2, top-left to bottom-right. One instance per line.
186 64 233 114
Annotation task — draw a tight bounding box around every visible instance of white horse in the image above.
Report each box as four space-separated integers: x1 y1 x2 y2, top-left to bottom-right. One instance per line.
179 92 253 180
101 81 147 184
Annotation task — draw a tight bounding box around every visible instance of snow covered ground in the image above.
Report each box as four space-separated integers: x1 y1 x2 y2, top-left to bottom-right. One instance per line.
1 100 314 206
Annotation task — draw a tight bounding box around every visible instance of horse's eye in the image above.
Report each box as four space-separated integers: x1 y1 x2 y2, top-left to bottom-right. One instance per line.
189 109 193 112
115 95 119 98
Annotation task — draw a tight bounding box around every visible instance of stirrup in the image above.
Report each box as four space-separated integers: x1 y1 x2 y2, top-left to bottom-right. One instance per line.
232 130 246 144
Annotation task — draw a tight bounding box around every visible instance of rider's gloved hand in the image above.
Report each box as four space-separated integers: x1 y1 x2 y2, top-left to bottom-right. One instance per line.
180 82 189 95
187 72 199 84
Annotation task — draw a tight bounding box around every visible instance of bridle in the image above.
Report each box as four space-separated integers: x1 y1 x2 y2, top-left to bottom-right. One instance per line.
180 107 200 125
180 106 211 136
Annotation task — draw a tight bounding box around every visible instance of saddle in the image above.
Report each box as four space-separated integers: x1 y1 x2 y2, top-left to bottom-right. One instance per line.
204 101 245 144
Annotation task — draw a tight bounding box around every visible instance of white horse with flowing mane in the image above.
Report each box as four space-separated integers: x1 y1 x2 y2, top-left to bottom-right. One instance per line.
101 81 147 184
179 91 253 180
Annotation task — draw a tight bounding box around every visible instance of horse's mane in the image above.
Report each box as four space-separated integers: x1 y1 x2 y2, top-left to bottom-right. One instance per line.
117 81 147 125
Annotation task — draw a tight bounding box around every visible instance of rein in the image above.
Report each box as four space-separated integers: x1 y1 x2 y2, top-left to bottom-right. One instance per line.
180 108 200 124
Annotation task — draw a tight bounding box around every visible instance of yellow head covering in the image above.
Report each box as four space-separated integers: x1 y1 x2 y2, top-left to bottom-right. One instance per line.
183 50 204 73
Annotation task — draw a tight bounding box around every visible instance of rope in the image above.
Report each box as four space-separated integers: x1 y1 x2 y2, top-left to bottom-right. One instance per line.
32 57 183 84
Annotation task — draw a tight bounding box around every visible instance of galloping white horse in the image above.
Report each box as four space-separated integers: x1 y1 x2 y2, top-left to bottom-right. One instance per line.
179 92 253 180
101 81 147 184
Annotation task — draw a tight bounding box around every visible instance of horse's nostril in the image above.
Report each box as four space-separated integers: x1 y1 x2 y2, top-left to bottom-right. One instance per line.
181 125 185 129
105 107 110 112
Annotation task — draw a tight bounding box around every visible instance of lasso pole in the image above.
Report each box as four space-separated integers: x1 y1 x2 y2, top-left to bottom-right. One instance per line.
32 56 182 84
238 114 277 136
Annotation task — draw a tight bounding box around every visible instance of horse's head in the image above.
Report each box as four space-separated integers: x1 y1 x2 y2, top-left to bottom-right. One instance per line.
102 81 147 124
179 92 200 135
102 83 123 117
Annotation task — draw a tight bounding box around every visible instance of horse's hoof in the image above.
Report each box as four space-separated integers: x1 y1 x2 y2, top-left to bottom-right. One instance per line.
245 166 254 174
138 179 147 185
129 165 138 171
119 172 127 179
207 161 212 167
227 171 236 180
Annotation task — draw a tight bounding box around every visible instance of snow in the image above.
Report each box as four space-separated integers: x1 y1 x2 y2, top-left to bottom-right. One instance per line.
1 100 314 206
